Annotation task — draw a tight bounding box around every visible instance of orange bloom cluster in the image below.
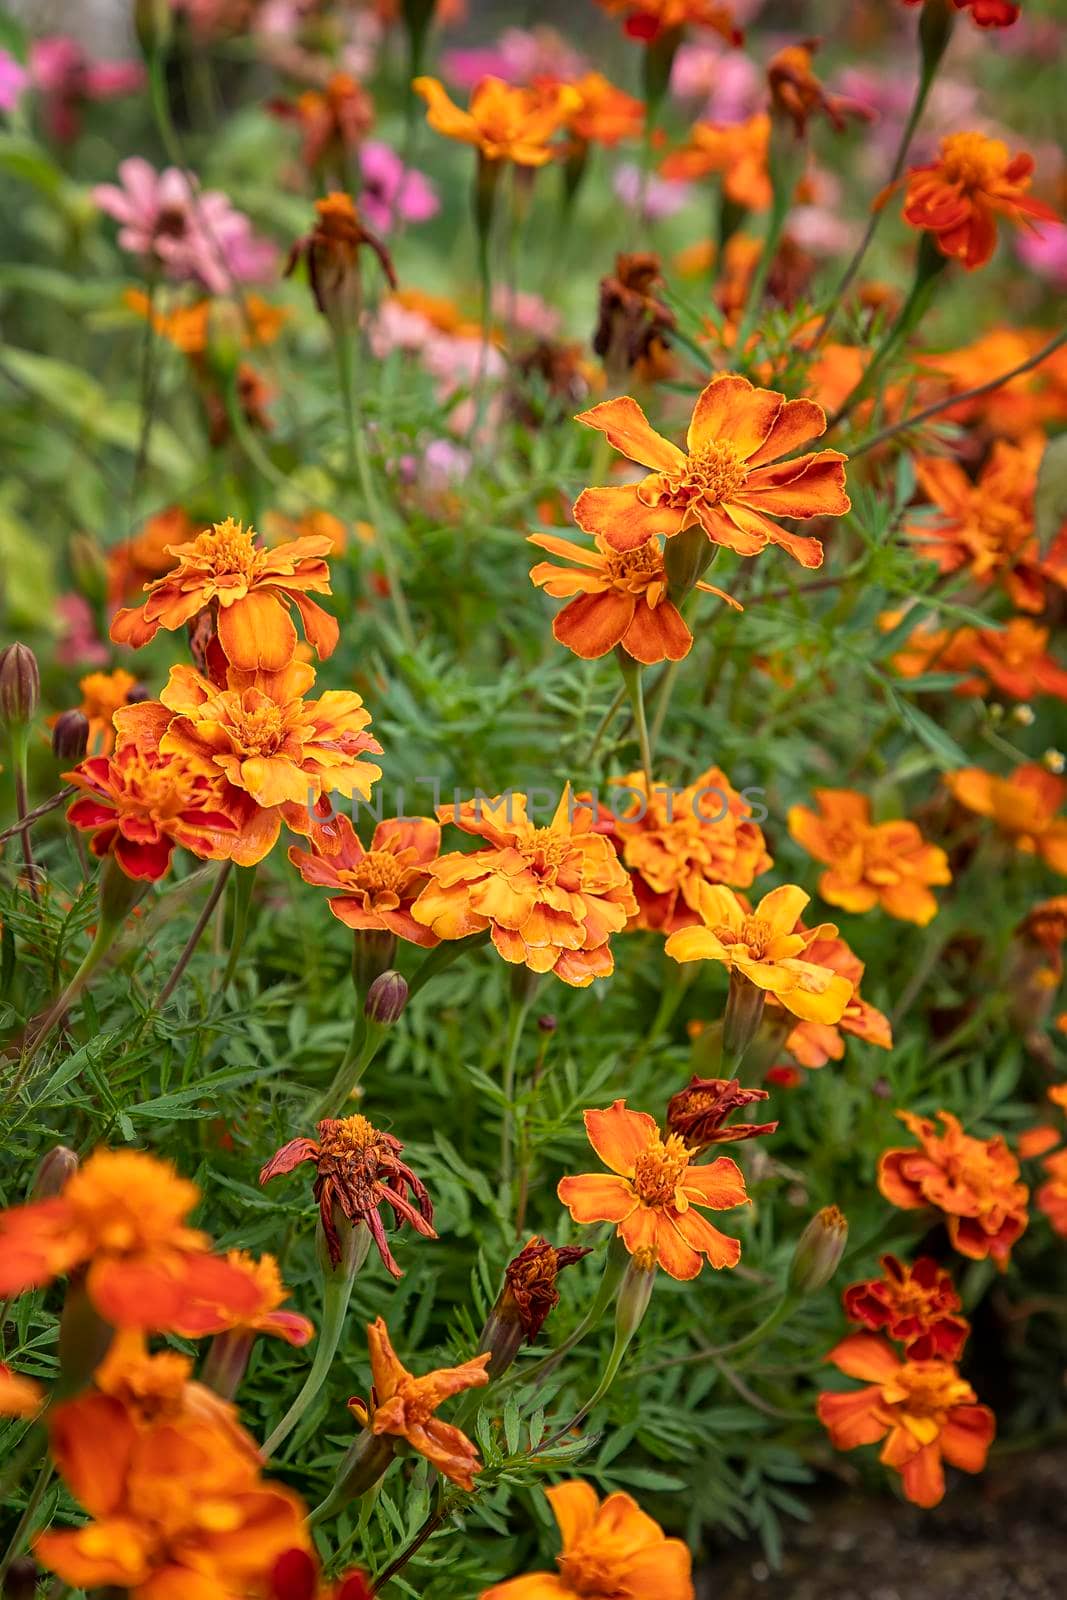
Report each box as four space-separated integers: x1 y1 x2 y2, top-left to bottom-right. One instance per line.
817 1333 994 1508
123 290 288 358
926 329 1067 441
882 131 1058 271
574 375 850 571
906 439 1067 614
289 814 441 945
35 1332 308 1596
776 926 892 1070
412 790 638 986
413 76 580 166
788 789 951 926
560 71 644 148
597 766 771 932
946 763 1067 873
878 1110 1029 1269
352 1317 490 1490
528 529 739 667
107 506 198 606
0 1148 264 1332
67 667 142 756
842 1255 969 1362
1037 1148 1067 1237
482 1482 694 1600
558 1099 749 1279
117 659 382 866
891 614 1067 703
596 0 739 45
666 885 855 1027
273 71 375 172
660 114 771 210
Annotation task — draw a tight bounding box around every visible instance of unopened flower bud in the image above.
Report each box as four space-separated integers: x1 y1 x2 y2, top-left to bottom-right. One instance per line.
788 1205 848 1296
52 709 90 764
31 1144 79 1200
364 969 408 1026
477 1236 591 1379
614 1247 656 1342
352 928 397 993
1012 704 1035 726
722 971 766 1069
537 1013 558 1033
0 643 40 729
134 0 173 56
1 1556 38 1600
1045 748 1065 775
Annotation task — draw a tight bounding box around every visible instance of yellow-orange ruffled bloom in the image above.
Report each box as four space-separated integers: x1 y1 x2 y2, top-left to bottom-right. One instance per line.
413 75 579 166
946 762 1067 873
788 788 951 926
356 1316 490 1490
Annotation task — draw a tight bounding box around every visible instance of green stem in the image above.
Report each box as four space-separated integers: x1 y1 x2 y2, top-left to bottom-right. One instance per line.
828 237 947 429
220 864 257 993
24 899 130 1053
500 990 533 1206
9 728 40 902
714 1291 796 1361
154 861 232 1010
733 147 794 354
310 1013 385 1123
585 682 628 769
0 1459 53 1587
617 653 654 792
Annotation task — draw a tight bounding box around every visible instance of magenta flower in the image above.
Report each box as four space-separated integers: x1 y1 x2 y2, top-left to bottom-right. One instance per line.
614 163 692 222
1017 220 1067 288
0 50 29 114
441 27 585 91
358 142 439 234
93 158 277 293
30 36 143 144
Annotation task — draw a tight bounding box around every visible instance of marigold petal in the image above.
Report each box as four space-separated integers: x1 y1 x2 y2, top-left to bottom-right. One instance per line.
940 1405 995 1472
621 598 692 664
746 396 827 466
686 373 782 460
217 591 298 672
575 396 687 473
545 1481 601 1551
573 485 682 550
817 1386 888 1450
584 1100 659 1176
680 1155 749 1211
900 1441 945 1507
826 1332 902 1382
553 590 636 658
557 1173 636 1224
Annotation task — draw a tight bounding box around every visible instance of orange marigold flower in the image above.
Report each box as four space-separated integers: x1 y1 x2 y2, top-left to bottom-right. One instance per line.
118 659 383 867
0 1362 43 1416
601 766 772 932
263 508 349 558
528 529 739 666
776 926 893 1069
481 1481 695 1600
66 667 142 755
878 1110 1029 1269
354 1316 490 1491
411 789 638 986
557 1099 749 1279
260 1114 436 1279
842 1255 969 1362
924 329 1067 441
0 1148 262 1332
906 438 1065 613
286 192 396 329
767 40 871 138
573 374 849 570
274 71 375 171
596 0 739 45
788 789 951 926
817 1333 994 1508
661 114 771 210
946 762 1067 873
890 614 1067 702
412 76 580 167
289 813 441 947
110 515 340 672
65 744 237 880
1036 1147 1067 1236
666 1075 777 1150
665 884 854 1026
271 1550 372 1600
107 506 197 606
559 70 644 148
170 1250 314 1347
123 289 287 355
880 130 1059 271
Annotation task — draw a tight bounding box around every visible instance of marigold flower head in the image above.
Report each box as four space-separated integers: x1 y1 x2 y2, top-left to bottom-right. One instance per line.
498 1236 592 1342
666 1076 777 1150
66 667 142 755
286 192 396 330
843 1255 969 1362
558 71 644 148
558 1099 749 1280
666 884 854 1026
271 1549 372 1600
65 743 237 880
413 75 580 166
767 40 871 138
661 114 771 210
891 614 1067 703
1036 1147 1067 1236
946 762 1067 873
880 130 1059 272
777 928 893 1068
260 1114 436 1279
595 0 739 46
170 1250 314 1348
593 252 676 384
107 506 197 606
878 1110 1029 1269
573 374 850 570
528 529 739 666
118 659 383 867
601 767 772 932
110 516 340 672
411 789 638 987
925 329 1067 440
817 1333 994 1508
353 1316 490 1490
274 71 375 171
482 1480 695 1600
1016 896 1067 980
289 813 441 947
788 789 951 926
0 1362 43 1417
0 1148 263 1332
123 288 287 356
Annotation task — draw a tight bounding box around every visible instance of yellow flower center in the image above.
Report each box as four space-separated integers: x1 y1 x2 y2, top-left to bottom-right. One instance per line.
559 1550 625 1596
938 132 1008 192
521 826 572 877
604 541 664 593
189 517 261 579
679 439 749 507
117 750 209 822
349 849 407 897
632 1132 691 1207
890 1362 973 1420
223 695 288 756
714 914 773 959
324 1114 378 1152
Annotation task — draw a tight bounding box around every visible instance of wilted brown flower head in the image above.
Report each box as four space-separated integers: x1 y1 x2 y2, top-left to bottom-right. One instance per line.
767 40 872 139
1017 896 1067 977
286 193 396 331
502 1236 591 1340
593 252 676 385
666 1076 778 1151
274 71 375 173
259 1114 435 1278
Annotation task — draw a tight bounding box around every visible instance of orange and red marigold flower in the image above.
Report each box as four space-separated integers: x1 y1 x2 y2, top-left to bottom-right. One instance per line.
573 374 850 571
890 614 1067 703
788 788 951 926
65 743 237 880
817 1333 994 1509
843 1255 970 1362
413 75 580 166
946 762 1067 874
289 813 441 946
774 926 893 1069
878 1110 1029 1270
411 789 638 987
528 529 739 667
481 1481 695 1600
660 114 771 210
557 1099 750 1279
880 131 1059 272
170 1250 314 1348
110 515 340 672
0 1148 263 1333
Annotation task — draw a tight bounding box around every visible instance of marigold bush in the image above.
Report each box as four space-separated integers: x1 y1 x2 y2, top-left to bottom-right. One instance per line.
1 1 1066 1596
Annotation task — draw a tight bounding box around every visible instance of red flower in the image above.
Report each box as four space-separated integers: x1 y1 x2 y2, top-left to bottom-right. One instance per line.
842 1255 970 1361
66 745 237 880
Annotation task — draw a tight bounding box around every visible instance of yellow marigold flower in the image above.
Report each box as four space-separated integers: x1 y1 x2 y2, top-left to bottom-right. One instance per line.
69 668 141 755
412 75 580 167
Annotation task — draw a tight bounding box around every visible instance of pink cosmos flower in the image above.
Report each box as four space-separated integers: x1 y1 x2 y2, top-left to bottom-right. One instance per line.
491 286 561 339
93 158 277 293
442 27 585 90
358 142 439 234
671 40 762 122
0 50 29 113
1017 220 1067 288
30 36 144 144
614 163 692 221
56 594 108 668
